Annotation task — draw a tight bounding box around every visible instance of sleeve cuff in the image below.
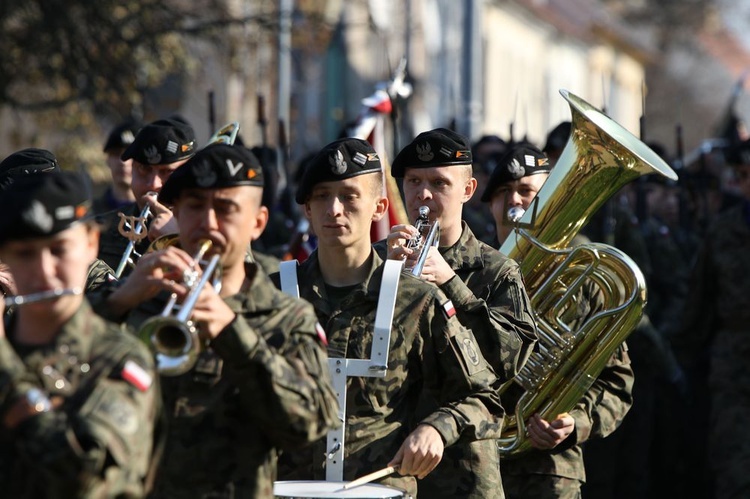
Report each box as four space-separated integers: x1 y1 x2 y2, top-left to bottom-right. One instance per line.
419 411 460 447
439 275 474 308
569 406 592 445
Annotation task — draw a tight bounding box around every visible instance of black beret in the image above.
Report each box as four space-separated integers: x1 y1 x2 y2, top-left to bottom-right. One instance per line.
0 171 91 246
391 128 472 177
158 144 264 205
121 117 196 165
543 121 571 154
103 120 142 152
481 144 551 202
0 148 60 191
295 138 381 204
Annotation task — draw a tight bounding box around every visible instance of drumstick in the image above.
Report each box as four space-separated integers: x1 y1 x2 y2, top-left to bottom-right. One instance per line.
341 464 400 490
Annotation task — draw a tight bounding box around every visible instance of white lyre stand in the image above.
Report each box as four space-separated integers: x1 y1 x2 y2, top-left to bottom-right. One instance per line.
279 259 403 481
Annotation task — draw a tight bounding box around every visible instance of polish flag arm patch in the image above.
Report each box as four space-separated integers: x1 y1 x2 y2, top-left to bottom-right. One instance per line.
121 360 153 392
442 300 456 318
315 322 328 346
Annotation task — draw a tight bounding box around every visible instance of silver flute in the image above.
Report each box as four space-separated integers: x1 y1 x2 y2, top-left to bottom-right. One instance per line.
4 287 83 307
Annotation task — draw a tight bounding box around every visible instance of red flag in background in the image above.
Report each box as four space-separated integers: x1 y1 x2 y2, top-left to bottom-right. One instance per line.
349 70 411 242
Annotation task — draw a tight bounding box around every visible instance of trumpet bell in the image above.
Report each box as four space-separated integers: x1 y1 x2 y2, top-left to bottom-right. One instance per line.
139 315 201 377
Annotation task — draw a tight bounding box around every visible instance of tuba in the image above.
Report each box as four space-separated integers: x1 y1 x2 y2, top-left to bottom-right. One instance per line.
497 89 677 456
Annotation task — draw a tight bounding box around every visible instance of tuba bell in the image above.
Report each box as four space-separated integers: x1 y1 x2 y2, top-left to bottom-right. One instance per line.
497 89 677 457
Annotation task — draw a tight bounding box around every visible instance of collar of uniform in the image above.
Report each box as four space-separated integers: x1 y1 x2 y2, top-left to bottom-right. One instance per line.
439 221 485 272
9 300 96 369
298 249 382 311
223 261 280 315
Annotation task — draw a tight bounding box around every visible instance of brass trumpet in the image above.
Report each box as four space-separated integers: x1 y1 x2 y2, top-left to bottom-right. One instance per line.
406 206 440 276
138 239 222 376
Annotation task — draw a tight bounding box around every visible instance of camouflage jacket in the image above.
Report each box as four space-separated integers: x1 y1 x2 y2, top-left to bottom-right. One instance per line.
374 223 537 382
86 258 117 292
96 203 151 278
375 223 536 498
272 250 505 496
675 202 750 367
93 262 340 498
501 280 634 482
0 300 158 498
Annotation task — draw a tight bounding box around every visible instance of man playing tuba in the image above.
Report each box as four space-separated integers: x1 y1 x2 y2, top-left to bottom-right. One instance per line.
482 143 634 499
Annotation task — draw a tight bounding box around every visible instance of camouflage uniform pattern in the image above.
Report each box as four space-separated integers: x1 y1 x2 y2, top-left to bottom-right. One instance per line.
375 223 536 499
95 262 340 498
503 280 634 499
86 257 117 291
96 203 151 277
273 250 506 497
676 202 750 498
0 300 158 498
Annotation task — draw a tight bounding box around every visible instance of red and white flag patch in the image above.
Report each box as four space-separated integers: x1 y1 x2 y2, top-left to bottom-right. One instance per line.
315 322 329 346
442 300 456 318
122 360 153 392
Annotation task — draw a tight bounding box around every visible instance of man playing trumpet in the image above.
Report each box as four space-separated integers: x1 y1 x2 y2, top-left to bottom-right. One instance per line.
381 128 537 498
97 117 197 278
90 143 339 497
0 171 158 497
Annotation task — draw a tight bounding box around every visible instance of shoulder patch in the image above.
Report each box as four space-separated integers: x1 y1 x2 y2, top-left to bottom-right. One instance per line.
442 300 456 318
121 360 153 392
315 322 328 346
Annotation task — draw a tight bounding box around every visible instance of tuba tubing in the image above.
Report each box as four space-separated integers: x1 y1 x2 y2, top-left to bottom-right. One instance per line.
497 89 676 457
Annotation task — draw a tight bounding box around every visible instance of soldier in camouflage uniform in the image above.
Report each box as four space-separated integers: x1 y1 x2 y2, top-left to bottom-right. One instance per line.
483 144 634 499
96 118 196 277
0 171 158 498
90 143 339 498
0 148 117 294
93 120 141 215
381 128 537 499
672 139 750 499
273 138 506 497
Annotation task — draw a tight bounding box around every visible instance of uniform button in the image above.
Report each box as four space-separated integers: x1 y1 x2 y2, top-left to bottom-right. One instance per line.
42 366 53 375
59 345 70 354
80 363 90 373
68 356 78 365
55 379 65 390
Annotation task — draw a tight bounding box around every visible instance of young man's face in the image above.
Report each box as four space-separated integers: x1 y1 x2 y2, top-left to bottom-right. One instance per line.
106 149 132 189
489 172 549 244
131 158 190 205
0 224 98 317
172 186 267 269
304 174 387 250
402 166 475 228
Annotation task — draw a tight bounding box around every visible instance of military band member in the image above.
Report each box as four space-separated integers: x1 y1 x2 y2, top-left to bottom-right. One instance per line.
90 143 339 497
0 148 116 292
482 143 634 499
93 120 141 215
381 128 537 499
96 117 196 276
0 172 158 498
274 138 506 497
